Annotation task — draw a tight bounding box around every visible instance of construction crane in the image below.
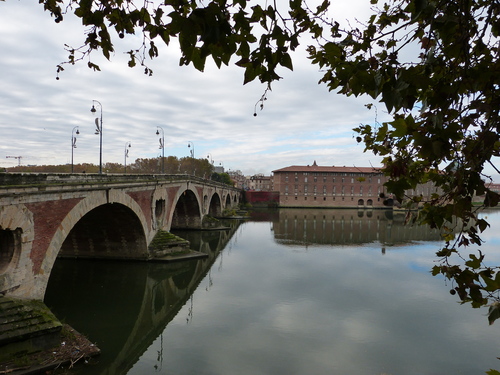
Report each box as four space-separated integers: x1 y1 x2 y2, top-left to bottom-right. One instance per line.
6 156 22 166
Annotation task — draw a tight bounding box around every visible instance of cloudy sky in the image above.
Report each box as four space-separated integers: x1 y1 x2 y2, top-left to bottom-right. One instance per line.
3 1 496 181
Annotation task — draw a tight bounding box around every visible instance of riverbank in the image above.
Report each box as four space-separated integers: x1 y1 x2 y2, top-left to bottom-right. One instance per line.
0 324 99 374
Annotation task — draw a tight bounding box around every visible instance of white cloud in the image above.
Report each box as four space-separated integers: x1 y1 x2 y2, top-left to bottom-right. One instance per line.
0 1 390 174
3 1 497 180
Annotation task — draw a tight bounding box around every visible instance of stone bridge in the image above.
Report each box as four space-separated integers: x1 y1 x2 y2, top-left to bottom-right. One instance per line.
0 173 241 301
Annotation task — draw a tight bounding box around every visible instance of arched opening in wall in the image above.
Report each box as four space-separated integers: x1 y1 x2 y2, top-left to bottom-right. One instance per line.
367 199 373 206
59 203 148 259
225 194 231 208
155 199 166 227
208 194 222 217
357 199 364 207
171 190 201 229
0 228 21 273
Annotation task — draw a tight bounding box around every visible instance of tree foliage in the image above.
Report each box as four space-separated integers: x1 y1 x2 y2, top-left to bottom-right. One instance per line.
34 0 500 321
6 156 216 178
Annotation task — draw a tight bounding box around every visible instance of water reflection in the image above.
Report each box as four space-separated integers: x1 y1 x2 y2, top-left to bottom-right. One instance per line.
43 210 500 375
272 208 442 248
44 221 241 374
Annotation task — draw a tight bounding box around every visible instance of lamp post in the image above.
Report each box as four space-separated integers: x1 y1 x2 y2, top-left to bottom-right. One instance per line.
90 100 103 174
156 126 165 174
124 141 131 174
71 126 80 173
187 141 195 158
207 153 213 164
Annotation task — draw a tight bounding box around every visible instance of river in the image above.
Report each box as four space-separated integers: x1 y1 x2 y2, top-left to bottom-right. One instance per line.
44 208 500 374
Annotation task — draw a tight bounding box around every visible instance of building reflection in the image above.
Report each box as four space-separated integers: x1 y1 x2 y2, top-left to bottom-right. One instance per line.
272 208 443 249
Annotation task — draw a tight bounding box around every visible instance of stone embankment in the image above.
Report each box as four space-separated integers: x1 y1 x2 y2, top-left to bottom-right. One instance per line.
0 296 99 374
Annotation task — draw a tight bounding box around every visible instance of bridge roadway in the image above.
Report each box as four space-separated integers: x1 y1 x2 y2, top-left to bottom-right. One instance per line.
0 173 241 300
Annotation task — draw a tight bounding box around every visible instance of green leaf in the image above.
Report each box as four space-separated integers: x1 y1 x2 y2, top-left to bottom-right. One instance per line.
279 52 293 70
488 302 500 325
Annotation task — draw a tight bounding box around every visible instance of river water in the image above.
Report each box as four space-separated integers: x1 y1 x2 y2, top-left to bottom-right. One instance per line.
44 208 500 374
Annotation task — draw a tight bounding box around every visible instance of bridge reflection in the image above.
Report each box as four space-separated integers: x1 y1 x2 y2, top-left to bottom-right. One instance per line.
271 208 443 249
44 220 241 375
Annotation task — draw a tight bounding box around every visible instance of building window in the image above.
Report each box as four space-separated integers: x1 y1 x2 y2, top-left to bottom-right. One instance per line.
360 186 363 196
314 176 317 182
351 186 354 195
323 185 327 195
304 176 308 183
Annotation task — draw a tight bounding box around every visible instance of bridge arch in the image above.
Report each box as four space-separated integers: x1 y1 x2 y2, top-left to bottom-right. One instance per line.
170 188 202 229
208 192 222 217
225 193 231 208
38 189 149 299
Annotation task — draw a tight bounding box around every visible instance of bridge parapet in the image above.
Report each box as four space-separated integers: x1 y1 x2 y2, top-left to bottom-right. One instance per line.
0 172 233 189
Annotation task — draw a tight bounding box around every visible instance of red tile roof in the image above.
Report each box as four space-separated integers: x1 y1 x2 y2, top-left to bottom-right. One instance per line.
272 164 382 174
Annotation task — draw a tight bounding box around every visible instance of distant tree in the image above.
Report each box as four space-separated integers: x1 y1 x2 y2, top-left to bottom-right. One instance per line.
212 172 233 186
178 157 213 178
164 156 180 174
31 0 500 321
103 162 123 173
130 157 159 173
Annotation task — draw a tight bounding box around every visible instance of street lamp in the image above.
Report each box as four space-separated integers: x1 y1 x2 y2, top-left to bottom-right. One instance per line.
207 153 213 164
124 141 131 174
90 100 103 174
187 141 195 158
156 126 165 174
71 126 80 173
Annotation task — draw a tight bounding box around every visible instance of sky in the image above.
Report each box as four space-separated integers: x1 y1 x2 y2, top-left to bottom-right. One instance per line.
2 1 497 181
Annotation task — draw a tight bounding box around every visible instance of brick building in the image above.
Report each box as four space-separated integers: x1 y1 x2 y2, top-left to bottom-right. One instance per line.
273 161 393 208
247 174 273 191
